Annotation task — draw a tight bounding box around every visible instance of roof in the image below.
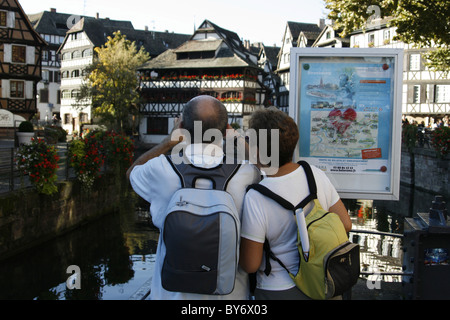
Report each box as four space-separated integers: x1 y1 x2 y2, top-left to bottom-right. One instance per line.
287 21 324 45
28 10 81 37
140 19 258 70
312 24 350 47
261 45 281 67
174 39 223 53
58 16 190 56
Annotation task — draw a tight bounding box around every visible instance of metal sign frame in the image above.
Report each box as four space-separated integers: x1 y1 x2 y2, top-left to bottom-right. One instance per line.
289 48 403 200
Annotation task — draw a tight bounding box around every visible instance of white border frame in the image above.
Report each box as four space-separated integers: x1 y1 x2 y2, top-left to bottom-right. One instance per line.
289 48 403 200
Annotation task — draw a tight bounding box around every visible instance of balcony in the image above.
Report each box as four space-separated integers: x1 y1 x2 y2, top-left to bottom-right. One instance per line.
140 74 260 90
140 101 259 116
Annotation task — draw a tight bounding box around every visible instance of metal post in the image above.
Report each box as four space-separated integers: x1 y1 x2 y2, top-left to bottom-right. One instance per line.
10 148 14 191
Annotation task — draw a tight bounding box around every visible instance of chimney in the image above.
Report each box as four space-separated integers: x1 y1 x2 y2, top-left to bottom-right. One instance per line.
318 18 325 29
96 12 100 19
145 26 149 31
50 8 56 13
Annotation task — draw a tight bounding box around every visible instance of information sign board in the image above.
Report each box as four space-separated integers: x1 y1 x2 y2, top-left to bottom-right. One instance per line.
289 48 403 200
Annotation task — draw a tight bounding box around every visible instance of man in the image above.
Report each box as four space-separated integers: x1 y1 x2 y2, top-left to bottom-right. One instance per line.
127 95 260 299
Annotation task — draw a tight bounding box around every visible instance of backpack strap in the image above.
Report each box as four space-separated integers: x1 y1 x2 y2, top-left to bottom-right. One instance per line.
166 154 241 191
245 160 318 276
296 160 318 208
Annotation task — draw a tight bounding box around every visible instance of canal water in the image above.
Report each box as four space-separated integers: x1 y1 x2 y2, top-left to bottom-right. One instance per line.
0 185 443 300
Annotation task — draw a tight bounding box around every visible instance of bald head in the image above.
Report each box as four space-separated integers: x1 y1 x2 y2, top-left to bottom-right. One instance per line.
182 95 229 142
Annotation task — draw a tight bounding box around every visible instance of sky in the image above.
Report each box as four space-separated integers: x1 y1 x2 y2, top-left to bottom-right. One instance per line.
18 0 329 47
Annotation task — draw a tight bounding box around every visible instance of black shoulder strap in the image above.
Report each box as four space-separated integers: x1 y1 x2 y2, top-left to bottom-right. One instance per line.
166 155 240 191
246 184 295 211
246 161 318 211
295 160 318 209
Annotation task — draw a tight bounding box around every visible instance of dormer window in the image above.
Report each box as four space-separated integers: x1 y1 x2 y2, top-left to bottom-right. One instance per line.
176 50 215 60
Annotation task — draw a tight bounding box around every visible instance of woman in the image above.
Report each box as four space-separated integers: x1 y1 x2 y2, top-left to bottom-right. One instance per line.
240 107 352 300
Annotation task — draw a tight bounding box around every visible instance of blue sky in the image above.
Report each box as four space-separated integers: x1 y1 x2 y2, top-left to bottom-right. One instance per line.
19 0 328 47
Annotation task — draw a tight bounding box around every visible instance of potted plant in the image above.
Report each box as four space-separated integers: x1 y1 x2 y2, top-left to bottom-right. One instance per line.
17 121 35 145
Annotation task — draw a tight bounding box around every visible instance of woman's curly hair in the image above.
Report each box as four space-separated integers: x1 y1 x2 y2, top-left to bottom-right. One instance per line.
249 107 299 167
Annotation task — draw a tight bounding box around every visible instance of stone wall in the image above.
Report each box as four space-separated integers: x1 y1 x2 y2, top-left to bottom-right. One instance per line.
0 174 129 261
401 147 449 197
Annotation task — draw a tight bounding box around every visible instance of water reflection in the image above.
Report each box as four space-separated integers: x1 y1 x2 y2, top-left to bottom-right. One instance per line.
0 196 159 300
0 184 443 299
344 199 404 283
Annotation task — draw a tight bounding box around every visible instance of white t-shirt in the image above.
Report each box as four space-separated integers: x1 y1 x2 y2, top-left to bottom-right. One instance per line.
129 143 260 300
241 164 340 291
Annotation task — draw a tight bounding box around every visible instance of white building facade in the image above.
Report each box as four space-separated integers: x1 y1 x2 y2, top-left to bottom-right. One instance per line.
350 20 449 125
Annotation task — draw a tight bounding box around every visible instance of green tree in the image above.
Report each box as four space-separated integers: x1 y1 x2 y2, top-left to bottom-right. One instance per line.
325 0 450 73
77 31 150 133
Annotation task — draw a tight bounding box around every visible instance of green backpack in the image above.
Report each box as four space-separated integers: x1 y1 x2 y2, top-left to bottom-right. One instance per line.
247 161 360 300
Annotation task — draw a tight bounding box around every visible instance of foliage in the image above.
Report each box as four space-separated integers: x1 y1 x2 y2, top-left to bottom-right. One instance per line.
77 31 150 133
431 126 450 158
85 130 135 174
18 121 34 132
69 135 105 191
44 125 67 143
69 130 134 189
324 0 450 73
16 138 60 195
402 123 417 153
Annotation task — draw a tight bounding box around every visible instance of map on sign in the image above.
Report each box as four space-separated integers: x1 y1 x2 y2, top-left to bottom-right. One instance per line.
298 61 393 165
310 109 379 158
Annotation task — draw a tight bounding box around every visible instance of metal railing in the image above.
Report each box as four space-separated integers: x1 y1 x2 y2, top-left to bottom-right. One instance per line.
0 143 75 194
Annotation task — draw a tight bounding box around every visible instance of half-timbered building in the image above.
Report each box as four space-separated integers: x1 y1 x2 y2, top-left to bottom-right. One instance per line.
257 43 281 108
312 24 350 48
137 20 269 144
276 20 324 113
350 18 449 126
0 0 46 121
28 8 75 122
58 16 190 134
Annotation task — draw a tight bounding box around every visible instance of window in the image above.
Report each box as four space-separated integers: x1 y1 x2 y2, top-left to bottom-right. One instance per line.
10 81 25 98
12 45 26 63
147 117 168 135
62 90 71 99
70 33 80 41
54 71 61 83
0 11 6 27
39 89 49 103
71 90 80 99
413 85 420 103
80 113 89 123
71 69 80 78
62 52 71 60
82 49 93 57
42 50 49 61
435 85 450 103
72 51 81 59
64 114 72 125
61 70 69 79
410 54 421 71
57 90 61 104
42 70 49 82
